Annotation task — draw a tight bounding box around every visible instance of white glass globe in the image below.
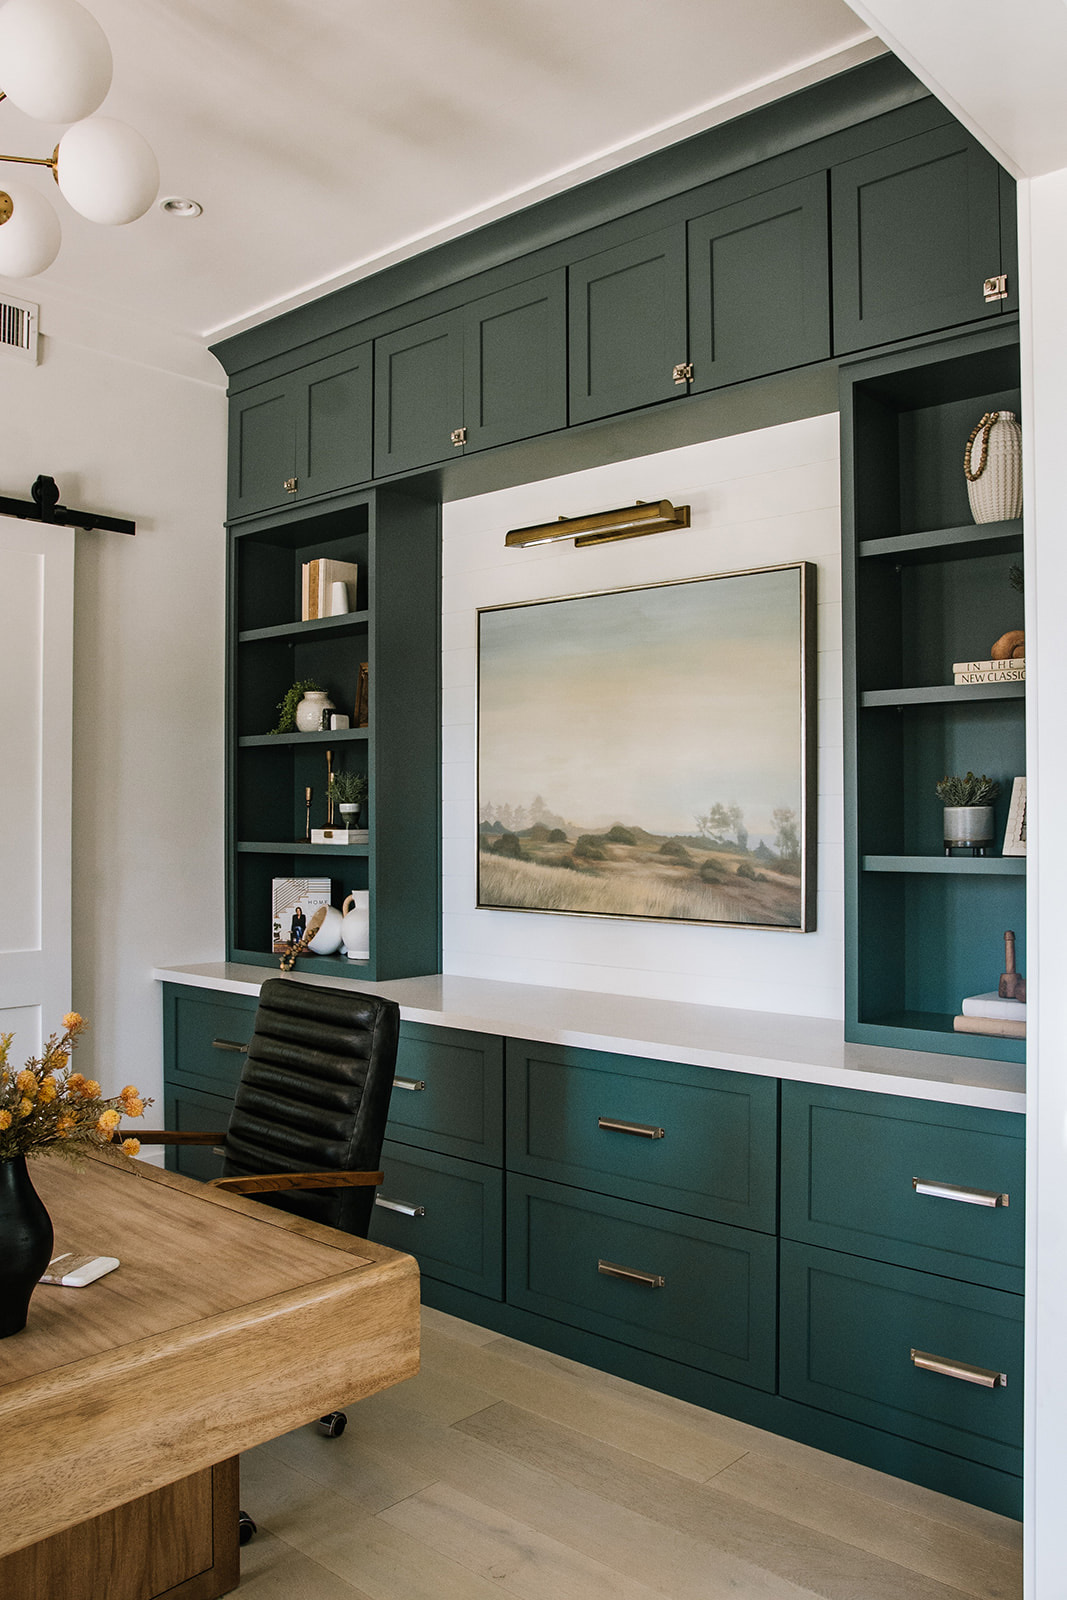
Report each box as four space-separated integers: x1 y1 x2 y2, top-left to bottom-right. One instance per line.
0 0 112 123
0 181 61 277
57 117 159 225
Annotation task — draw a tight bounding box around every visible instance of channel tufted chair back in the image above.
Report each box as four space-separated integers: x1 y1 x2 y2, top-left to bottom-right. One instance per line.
220 977 400 1238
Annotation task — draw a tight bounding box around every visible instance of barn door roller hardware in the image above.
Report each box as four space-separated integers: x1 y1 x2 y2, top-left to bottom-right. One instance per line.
0 473 135 534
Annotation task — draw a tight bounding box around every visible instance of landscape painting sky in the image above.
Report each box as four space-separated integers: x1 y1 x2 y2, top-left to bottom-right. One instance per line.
478 566 805 839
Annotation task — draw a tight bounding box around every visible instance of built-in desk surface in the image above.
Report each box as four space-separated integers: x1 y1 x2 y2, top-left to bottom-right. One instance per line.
155 963 1025 1113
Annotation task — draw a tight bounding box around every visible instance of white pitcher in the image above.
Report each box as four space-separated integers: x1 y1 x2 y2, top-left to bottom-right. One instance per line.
341 890 370 960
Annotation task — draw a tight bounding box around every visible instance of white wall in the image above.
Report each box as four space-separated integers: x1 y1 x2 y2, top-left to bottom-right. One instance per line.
441 415 843 1016
0 314 228 1114
1018 170 1067 1599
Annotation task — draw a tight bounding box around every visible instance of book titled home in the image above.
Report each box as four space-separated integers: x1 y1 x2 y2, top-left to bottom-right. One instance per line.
301 558 360 620
271 877 332 952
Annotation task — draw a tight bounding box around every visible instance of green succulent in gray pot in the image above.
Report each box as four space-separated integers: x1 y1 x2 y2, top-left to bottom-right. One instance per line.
936 772 1000 857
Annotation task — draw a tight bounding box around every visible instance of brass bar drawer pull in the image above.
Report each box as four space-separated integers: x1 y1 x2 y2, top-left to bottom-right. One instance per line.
212 1038 248 1054
910 1348 1007 1388
597 1116 665 1140
374 1197 426 1217
598 1258 665 1288
912 1177 1009 1207
393 1077 426 1092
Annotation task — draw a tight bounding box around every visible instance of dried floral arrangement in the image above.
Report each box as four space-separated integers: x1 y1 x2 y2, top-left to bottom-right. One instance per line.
0 1013 150 1163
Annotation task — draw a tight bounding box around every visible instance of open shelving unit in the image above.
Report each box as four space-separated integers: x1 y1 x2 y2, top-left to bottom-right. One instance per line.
841 322 1025 1062
226 485 441 980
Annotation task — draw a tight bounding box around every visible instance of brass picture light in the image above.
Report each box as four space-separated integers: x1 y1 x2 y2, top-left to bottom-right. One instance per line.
504 498 692 550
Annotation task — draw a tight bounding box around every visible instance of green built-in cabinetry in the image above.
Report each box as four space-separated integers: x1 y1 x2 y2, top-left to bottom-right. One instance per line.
841 321 1024 1061
161 981 1024 1516
228 484 440 979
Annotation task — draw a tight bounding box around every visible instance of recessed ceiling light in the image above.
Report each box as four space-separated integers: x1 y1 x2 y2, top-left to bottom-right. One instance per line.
159 197 202 218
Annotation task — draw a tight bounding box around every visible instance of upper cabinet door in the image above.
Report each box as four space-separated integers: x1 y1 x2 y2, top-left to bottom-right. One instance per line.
568 226 688 424
832 124 1007 354
374 310 466 477
227 344 373 520
687 174 830 394
297 343 373 501
463 272 567 452
228 378 296 520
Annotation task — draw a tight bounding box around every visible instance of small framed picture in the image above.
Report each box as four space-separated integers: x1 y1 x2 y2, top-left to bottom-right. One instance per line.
1003 776 1027 856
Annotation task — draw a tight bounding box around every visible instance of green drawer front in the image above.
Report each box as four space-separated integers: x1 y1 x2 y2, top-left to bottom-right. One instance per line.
162 1085 232 1182
372 1141 503 1300
780 1084 1024 1292
506 1041 777 1232
389 1024 504 1165
164 985 258 1097
780 1241 1023 1473
507 1174 776 1390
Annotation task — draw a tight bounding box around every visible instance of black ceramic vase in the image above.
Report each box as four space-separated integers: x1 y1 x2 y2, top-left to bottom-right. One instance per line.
0 1155 54 1338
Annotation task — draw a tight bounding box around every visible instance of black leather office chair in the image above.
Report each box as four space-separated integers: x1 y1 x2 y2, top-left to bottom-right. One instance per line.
123 977 400 1538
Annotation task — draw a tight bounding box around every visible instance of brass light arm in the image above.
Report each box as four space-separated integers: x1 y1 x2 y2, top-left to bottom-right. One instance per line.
0 146 59 176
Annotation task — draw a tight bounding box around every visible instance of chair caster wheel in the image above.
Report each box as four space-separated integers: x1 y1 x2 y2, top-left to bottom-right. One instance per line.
317 1410 347 1437
238 1510 257 1545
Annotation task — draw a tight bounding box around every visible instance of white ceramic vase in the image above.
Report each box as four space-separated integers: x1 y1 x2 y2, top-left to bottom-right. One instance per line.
341 890 370 960
965 410 1022 524
295 689 333 733
306 903 344 955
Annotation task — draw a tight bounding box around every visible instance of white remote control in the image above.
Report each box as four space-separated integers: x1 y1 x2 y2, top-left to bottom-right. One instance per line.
40 1252 120 1287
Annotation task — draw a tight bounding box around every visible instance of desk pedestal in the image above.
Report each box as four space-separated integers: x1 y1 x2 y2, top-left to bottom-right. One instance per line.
0 1458 239 1600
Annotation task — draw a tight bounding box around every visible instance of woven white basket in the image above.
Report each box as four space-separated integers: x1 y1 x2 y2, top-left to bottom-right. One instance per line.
965 410 1022 524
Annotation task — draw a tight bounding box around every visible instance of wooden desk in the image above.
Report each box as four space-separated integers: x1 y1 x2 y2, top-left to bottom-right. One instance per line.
0 1151 420 1600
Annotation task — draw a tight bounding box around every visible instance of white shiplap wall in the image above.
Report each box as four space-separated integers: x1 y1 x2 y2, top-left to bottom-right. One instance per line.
440 414 844 1017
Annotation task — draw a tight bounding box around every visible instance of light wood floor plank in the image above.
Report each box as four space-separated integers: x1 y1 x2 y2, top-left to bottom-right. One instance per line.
238 1526 375 1600
455 1399 989 1600
712 1450 1022 1600
420 1304 500 1346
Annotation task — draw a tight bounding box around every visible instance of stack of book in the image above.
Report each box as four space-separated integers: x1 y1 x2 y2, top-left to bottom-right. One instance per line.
301 558 359 620
953 657 1024 685
953 992 1026 1039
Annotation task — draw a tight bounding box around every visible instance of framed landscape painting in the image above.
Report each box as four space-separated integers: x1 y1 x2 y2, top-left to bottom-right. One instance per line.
477 562 816 930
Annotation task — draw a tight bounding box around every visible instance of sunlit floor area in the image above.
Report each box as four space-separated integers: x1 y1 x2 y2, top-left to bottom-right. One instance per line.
238 1305 1022 1600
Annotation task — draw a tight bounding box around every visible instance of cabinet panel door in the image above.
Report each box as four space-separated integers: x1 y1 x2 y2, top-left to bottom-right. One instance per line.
832 124 1005 353
162 1085 231 1182
506 1040 777 1232
373 1141 503 1299
298 344 373 500
389 1022 504 1165
163 985 258 1099
374 310 465 475
688 173 830 392
508 1175 776 1389
464 272 567 451
781 1083 1024 1292
228 380 295 520
568 226 688 424
780 1241 1023 1474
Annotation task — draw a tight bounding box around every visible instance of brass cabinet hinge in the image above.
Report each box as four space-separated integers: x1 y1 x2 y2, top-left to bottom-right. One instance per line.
983 274 1008 303
283 477 298 494
672 362 693 385
450 426 467 447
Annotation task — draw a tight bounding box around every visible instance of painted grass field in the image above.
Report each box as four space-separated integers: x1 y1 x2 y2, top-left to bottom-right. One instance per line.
478 831 801 927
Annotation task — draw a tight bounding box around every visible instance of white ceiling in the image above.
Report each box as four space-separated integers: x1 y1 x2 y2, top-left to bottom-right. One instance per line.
0 0 880 354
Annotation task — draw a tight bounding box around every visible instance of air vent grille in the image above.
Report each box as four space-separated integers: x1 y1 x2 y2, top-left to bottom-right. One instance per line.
0 295 39 363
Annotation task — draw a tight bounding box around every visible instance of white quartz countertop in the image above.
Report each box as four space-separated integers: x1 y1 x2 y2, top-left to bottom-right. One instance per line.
153 963 1025 1114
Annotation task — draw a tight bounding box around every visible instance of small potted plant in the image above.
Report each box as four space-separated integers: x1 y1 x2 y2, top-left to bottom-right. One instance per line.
936 772 1000 856
328 770 368 831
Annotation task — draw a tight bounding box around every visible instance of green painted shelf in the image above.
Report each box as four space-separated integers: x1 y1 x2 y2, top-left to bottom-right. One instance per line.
238 610 369 644
862 855 1025 875
236 840 370 855
861 682 1023 708
858 519 1021 564
238 728 370 747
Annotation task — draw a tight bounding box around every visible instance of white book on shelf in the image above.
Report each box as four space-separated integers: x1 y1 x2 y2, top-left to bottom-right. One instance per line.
960 990 1027 1022
952 657 1025 673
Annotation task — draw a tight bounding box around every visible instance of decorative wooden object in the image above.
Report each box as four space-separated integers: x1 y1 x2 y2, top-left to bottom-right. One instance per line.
0 1150 419 1600
998 930 1026 1001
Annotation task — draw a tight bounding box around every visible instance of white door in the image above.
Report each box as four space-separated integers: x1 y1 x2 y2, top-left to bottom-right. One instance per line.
0 513 74 1055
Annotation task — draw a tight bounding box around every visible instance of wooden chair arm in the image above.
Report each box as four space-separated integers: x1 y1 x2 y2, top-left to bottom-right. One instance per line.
208 1169 385 1196
111 1130 227 1146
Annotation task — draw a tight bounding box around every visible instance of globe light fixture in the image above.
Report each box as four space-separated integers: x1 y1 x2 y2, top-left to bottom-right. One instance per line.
0 0 158 278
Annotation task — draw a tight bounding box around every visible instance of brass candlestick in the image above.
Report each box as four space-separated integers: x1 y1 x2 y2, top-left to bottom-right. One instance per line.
304 786 312 842
325 750 334 826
